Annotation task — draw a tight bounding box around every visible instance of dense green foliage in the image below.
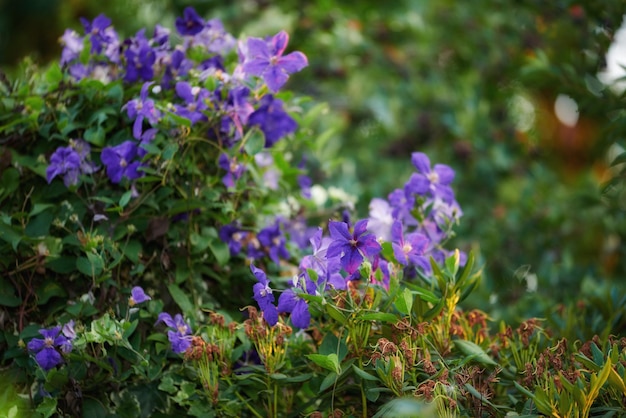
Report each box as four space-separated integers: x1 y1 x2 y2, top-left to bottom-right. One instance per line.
2 1 626 417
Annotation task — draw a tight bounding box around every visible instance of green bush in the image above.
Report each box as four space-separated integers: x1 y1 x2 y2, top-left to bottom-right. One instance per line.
2 5 626 418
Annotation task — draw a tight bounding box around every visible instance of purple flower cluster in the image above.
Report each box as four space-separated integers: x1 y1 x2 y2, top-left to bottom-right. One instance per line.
52 8 308 189
367 152 464 267
246 154 464 330
27 321 76 371
46 139 97 187
219 220 291 265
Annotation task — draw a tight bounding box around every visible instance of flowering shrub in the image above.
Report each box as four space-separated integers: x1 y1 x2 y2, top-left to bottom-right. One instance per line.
2 7 626 418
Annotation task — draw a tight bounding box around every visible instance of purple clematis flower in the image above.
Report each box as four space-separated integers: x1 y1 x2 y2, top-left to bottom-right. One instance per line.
156 313 193 354
162 49 193 87
69 139 97 175
60 29 83 65
124 82 161 140
390 220 430 270
80 14 120 62
277 276 312 329
46 146 81 187
174 81 210 125
175 7 205 36
251 265 278 326
101 141 143 184
223 86 254 139
218 153 245 188
27 326 73 371
248 95 297 147
219 223 248 256
124 30 156 83
300 228 331 277
406 152 455 202
129 286 151 306
257 222 290 265
242 31 308 93
188 19 236 55
327 219 382 275
137 128 158 158
367 198 394 241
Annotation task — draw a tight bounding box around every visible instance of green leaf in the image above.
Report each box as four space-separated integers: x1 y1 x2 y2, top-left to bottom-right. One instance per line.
359 312 398 323
44 62 63 90
208 237 230 266
352 365 380 382
105 82 124 103
455 251 475 289
0 168 19 200
76 253 104 277
319 371 338 392
454 339 497 367
394 288 413 315
0 277 21 307
35 280 67 305
167 284 194 316
84 125 105 146
404 282 439 303
35 397 57 418
119 190 133 209
306 353 340 374
325 304 347 324
610 151 626 167
82 398 108 418
445 249 460 278
0 223 22 251
162 143 179 161
319 333 348 361
584 74 605 97
243 130 265 156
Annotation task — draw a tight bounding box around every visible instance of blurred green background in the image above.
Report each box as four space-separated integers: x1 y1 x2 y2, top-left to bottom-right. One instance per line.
2 0 626 323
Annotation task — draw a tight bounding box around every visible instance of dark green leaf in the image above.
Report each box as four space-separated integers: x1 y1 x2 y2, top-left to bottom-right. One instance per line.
35 280 67 305
167 284 194 316
0 277 21 307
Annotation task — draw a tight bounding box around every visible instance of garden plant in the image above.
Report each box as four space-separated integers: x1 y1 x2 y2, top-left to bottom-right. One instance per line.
2 6 626 418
